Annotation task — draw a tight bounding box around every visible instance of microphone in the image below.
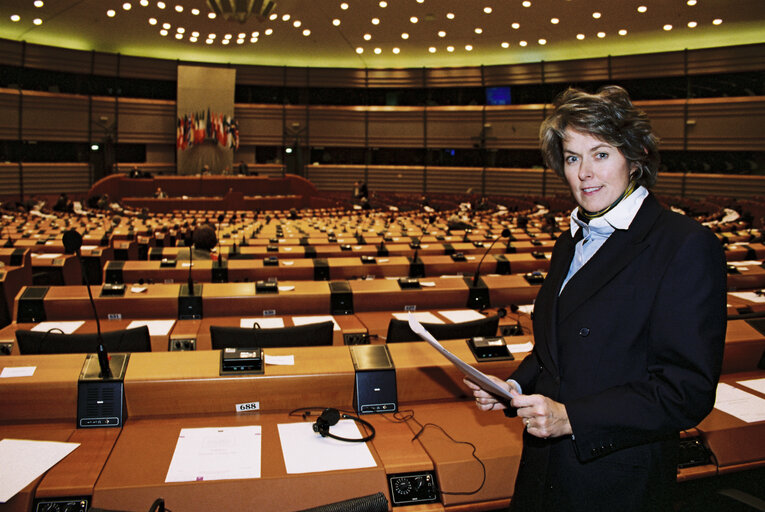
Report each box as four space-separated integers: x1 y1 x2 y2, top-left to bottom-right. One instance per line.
187 232 195 296
472 228 512 287
63 229 112 379
217 213 225 267
2 221 13 247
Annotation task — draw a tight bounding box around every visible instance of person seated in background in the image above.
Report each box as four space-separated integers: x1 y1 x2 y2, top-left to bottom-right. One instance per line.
237 160 249 175
179 224 218 260
154 187 167 198
53 193 70 212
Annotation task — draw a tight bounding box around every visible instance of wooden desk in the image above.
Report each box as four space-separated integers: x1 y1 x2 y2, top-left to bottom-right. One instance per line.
727 261 765 291
30 253 81 286
350 277 469 312
202 281 332 317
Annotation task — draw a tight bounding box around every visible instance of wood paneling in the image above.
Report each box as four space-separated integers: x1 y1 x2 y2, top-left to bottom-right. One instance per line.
20 90 90 142
0 163 22 196
21 163 91 194
117 97 175 144
0 88 20 140
368 107 425 147
235 104 286 145
685 97 765 151
308 106 367 147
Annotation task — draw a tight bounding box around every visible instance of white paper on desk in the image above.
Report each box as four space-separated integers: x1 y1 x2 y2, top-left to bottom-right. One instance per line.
240 317 285 329
0 439 80 503
181 262 193 267
277 421 376 474
32 253 61 259
265 354 294 366
507 341 534 354
31 320 84 334
518 305 535 315
729 260 761 267
438 309 485 323
407 312 513 401
0 366 36 378
165 426 262 483
127 320 176 336
393 311 442 324
292 315 340 331
714 383 765 423
738 378 765 396
729 291 765 303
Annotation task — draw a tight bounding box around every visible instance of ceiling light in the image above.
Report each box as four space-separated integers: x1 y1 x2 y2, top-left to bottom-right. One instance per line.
237 39 244 44
618 29 628 35
663 24 673 31
410 16 418 23
522 1 531 7
206 39 213 44
208 12 216 19
538 38 547 45
148 17 157 24
428 47 436 53
251 31 259 36
282 14 290 21
224 33 232 39
372 17 380 25
222 39 230 45
191 8 199 15
416 0 424 3
302 29 311 36
269 13 277 20
576 33 585 40
157 1 165 8
713 18 723 25
162 22 171 29
465 45 473 51
374 48 382 54
140 0 149 5
438 30 446 37
265 28 273 35
446 13 455 19
592 12 601 19
484 7 492 14
207 0 277 23
519 40 527 47
356 47 363 54
174 5 183 12
447 46 454 52
474 27 483 34
175 33 183 39
501 42 509 48
160 29 168 35
379 1 387 7
293 20 301 27
401 32 409 39
190 37 198 42
107 10 116 17
392 47 400 54
341 3 349 10
34 0 44 7
597 31 606 38
238 32 245 38
511 22 520 29
192 31 200 37
177 27 186 33
551 18 559 24
10 14 21 22
637 5 647 13
332 18 341 26
687 0 697 5
123 3 132 10
250 37 257 42
208 33 216 38
364 33 372 40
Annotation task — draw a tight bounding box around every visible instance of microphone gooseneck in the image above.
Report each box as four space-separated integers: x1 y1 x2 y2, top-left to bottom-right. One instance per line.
472 228 512 287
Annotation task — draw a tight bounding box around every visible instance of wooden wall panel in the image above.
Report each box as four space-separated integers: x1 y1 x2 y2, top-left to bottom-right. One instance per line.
367 68 425 88
687 44 765 75
21 90 90 142
485 168 547 197
22 43 93 74
426 167 484 194
638 100 687 151
611 52 686 80
426 107 484 148
485 105 546 150
120 55 177 81
367 108 425 148
304 164 362 192
680 173 765 199
652 173 686 198
233 64 287 87
368 166 425 193
308 107 367 147
235 104 285 145
307 68 368 89
483 62 543 86
0 89 20 140
20 163 91 194
543 58 610 84
685 97 765 151
427 67 483 88
0 39 24 67
117 98 175 144
0 163 21 196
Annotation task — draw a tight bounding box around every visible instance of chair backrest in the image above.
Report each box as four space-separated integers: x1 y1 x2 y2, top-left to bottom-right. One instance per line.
385 315 499 343
210 321 335 349
15 325 152 354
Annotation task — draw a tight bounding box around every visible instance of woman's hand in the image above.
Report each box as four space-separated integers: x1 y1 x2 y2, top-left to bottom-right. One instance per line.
464 376 514 411
511 392 573 439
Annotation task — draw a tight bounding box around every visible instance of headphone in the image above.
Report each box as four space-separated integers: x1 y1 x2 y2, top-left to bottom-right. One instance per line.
312 408 375 443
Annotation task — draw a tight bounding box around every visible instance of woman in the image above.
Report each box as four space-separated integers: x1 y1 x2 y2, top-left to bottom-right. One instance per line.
466 86 727 511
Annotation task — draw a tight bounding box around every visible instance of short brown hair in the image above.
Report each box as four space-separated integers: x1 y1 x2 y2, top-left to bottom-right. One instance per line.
192 224 217 251
540 86 660 188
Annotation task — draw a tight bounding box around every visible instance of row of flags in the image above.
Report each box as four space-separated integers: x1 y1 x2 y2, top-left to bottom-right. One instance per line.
176 109 239 150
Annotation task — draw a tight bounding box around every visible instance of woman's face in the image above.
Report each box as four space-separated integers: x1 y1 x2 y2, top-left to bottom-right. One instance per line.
562 127 634 213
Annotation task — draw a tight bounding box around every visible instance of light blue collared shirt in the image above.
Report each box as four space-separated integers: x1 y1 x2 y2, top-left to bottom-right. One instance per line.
559 186 649 293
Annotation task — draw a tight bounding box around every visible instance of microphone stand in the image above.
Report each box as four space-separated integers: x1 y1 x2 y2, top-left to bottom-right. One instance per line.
466 228 512 309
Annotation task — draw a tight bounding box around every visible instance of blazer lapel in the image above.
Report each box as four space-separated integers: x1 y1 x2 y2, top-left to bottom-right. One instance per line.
556 194 663 324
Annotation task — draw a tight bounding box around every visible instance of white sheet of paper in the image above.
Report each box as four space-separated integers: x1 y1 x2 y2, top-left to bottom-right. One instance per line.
0 439 80 503
127 320 176 336
737 378 765 396
292 315 340 331
278 421 376 474
438 310 485 323
393 311 443 324
714 383 765 423
729 291 765 303
507 341 534 354
165 426 262 483
240 318 285 329
265 354 294 365
0 367 36 378
518 305 535 315
407 312 513 400
31 321 84 334
729 260 761 267
32 253 61 259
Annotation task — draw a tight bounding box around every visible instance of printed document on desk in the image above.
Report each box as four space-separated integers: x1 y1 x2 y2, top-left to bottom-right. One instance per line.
0 439 80 503
165 426 262 482
278 421 376 474
408 312 514 401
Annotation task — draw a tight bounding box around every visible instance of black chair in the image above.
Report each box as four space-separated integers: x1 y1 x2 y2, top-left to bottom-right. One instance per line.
385 315 499 343
15 325 152 354
210 321 334 349
297 492 388 512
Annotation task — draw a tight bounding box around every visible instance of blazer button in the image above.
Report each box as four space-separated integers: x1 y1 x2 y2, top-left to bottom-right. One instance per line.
578 327 590 337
